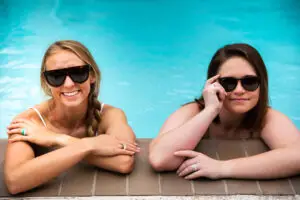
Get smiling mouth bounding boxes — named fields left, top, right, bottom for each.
left=62, top=90, right=80, bottom=97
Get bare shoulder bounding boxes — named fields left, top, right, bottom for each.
left=11, top=101, right=49, bottom=124
left=101, top=104, right=127, bottom=122
left=263, top=108, right=296, bottom=128
left=261, top=108, right=300, bottom=149
left=98, top=104, right=133, bottom=137
left=158, top=102, right=201, bottom=135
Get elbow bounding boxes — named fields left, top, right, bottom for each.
left=149, top=151, right=172, bottom=172
left=5, top=173, right=23, bottom=195
left=117, top=156, right=135, bottom=174
left=148, top=141, right=167, bottom=172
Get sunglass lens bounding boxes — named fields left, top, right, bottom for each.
left=242, top=77, right=260, bottom=91
left=69, top=66, right=90, bottom=83
left=219, top=78, right=237, bottom=92
left=45, top=72, right=66, bottom=87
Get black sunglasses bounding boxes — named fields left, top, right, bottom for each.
left=218, top=75, right=260, bottom=92
left=44, top=65, right=91, bottom=87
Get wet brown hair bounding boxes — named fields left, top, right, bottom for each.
left=195, top=43, right=269, bottom=132
left=40, top=40, right=101, bottom=137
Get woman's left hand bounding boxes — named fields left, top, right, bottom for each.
left=6, top=118, right=59, bottom=147
left=174, top=150, right=224, bottom=179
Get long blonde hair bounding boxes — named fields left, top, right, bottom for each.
left=40, top=40, right=102, bottom=137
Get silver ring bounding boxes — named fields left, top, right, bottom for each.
left=121, top=143, right=127, bottom=150
left=191, top=164, right=198, bottom=172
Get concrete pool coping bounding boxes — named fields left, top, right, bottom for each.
left=0, top=195, right=299, bottom=200
left=1, top=139, right=300, bottom=199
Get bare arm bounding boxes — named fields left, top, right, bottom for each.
left=149, top=75, right=227, bottom=172
left=221, top=109, right=300, bottom=179
left=149, top=103, right=218, bottom=171
left=4, top=106, right=137, bottom=194
left=57, top=106, right=137, bottom=173
left=4, top=138, right=91, bottom=195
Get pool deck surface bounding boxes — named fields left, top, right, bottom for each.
left=1, top=138, right=300, bottom=199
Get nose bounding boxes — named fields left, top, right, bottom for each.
left=63, top=75, right=75, bottom=87
left=233, top=80, right=245, bottom=94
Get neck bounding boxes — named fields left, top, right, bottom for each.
left=48, top=99, right=88, bottom=129
left=218, top=108, right=245, bottom=130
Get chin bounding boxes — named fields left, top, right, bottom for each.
left=225, top=104, right=252, bottom=114
left=61, top=98, right=85, bottom=108
left=230, top=107, right=251, bottom=114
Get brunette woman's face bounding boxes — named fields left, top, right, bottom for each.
left=218, top=56, right=260, bottom=114
left=45, top=50, right=95, bottom=108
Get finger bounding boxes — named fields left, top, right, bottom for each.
left=11, top=118, right=28, bottom=124
left=121, top=139, right=140, bottom=148
left=206, top=74, right=220, bottom=85
left=216, top=89, right=227, bottom=101
left=119, top=143, right=140, bottom=153
left=124, top=142, right=139, bottom=150
left=205, top=82, right=224, bottom=95
left=211, top=84, right=227, bottom=101
left=7, top=128, right=23, bottom=135
left=127, top=139, right=139, bottom=147
left=8, top=135, right=29, bottom=143
left=214, top=82, right=227, bottom=96
left=177, top=157, right=198, bottom=174
left=174, top=150, right=199, bottom=158
left=117, top=149, right=136, bottom=156
left=178, top=163, right=199, bottom=177
left=127, top=145, right=140, bottom=152
left=6, top=122, right=25, bottom=130
left=184, top=169, right=204, bottom=180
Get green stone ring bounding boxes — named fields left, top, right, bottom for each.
left=21, top=128, right=26, bottom=136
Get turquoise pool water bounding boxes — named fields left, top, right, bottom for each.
left=1, top=0, right=300, bottom=138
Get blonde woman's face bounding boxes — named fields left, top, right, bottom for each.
left=45, top=50, right=95, bottom=108
left=218, top=56, right=260, bottom=114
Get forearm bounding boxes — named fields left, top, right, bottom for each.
left=221, top=146, right=300, bottom=179
left=5, top=139, right=91, bottom=194
left=150, top=108, right=218, bottom=170
left=57, top=135, right=134, bottom=173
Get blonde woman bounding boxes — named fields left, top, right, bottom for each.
left=5, top=40, right=140, bottom=194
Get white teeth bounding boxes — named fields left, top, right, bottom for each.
left=63, top=91, right=79, bottom=96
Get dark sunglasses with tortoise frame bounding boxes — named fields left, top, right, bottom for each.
left=44, top=65, right=91, bottom=87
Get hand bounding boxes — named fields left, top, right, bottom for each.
left=84, top=134, right=140, bottom=157
left=174, top=150, right=224, bottom=179
left=202, top=74, right=227, bottom=113
left=6, top=118, right=60, bottom=147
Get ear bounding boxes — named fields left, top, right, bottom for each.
left=90, top=75, right=96, bottom=84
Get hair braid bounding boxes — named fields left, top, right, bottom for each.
left=86, top=84, right=102, bottom=137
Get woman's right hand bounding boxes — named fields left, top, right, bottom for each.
left=202, top=74, right=227, bottom=113
left=84, top=134, right=140, bottom=157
